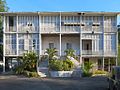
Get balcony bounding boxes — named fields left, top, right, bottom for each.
left=82, top=50, right=103, bottom=56
left=61, top=26, right=80, bottom=33
left=5, top=26, right=16, bottom=32
left=18, top=26, right=39, bottom=33
left=41, top=27, right=60, bottom=33
left=104, top=51, right=116, bottom=56
left=81, top=26, right=103, bottom=33
left=5, top=50, right=16, bottom=55
left=104, top=26, right=117, bottom=32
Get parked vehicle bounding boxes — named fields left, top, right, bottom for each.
left=108, top=66, right=120, bottom=90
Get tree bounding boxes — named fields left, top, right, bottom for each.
left=45, top=48, right=58, bottom=60
left=82, top=62, right=93, bottom=77
left=0, top=0, right=8, bottom=12
left=22, top=51, right=38, bottom=72
left=0, top=0, right=8, bottom=61
left=64, top=49, right=75, bottom=57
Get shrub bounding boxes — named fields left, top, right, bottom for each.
left=49, top=60, right=63, bottom=71
left=23, top=71, right=39, bottom=77
left=14, top=51, right=39, bottom=77
left=82, top=62, right=93, bottom=77
left=14, top=65, right=24, bottom=74
left=83, top=72, right=92, bottom=77
left=45, top=48, right=58, bottom=60
left=29, top=72, right=39, bottom=77
left=49, top=59, right=74, bottom=71
left=93, top=70, right=108, bottom=74
left=64, top=49, right=75, bottom=58
left=63, top=59, right=74, bottom=71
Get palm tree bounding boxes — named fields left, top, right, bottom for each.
left=22, top=51, right=37, bottom=72
left=45, top=48, right=58, bottom=60
left=64, top=48, right=75, bottom=57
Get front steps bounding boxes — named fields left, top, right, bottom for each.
left=38, top=56, right=82, bottom=77
left=38, top=59, right=49, bottom=77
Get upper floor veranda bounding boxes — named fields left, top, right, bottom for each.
left=0, top=12, right=119, bottom=34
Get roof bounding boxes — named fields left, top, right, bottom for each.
left=0, top=11, right=119, bottom=16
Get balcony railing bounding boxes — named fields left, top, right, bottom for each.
left=18, top=26, right=39, bottom=33
left=6, top=26, right=16, bottom=32
left=5, top=50, right=16, bottom=55
left=61, top=26, right=80, bottom=33
left=104, top=26, right=117, bottom=32
left=41, top=27, right=60, bottom=33
left=104, top=51, right=116, bottom=56
left=82, top=50, right=103, bottom=56
left=81, top=26, right=103, bottom=32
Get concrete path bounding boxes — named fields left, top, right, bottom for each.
left=0, top=76, right=108, bottom=90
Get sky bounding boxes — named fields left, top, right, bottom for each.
left=6, top=0, right=120, bottom=12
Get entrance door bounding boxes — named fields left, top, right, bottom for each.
left=82, top=40, right=92, bottom=50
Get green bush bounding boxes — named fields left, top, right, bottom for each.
left=23, top=71, right=30, bottom=77
left=14, top=65, right=24, bottom=74
left=23, top=71, right=39, bottom=77
left=82, top=62, right=93, bottom=77
left=49, top=60, right=63, bottom=71
left=29, top=72, right=39, bottom=77
left=83, top=72, right=92, bottom=77
left=14, top=51, right=38, bottom=77
left=93, top=70, right=108, bottom=74
left=63, top=59, right=74, bottom=71
left=49, top=59, right=74, bottom=71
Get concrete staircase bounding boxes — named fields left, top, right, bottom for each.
left=38, top=59, right=49, bottom=77
left=72, top=66, right=82, bottom=77
left=38, top=56, right=82, bottom=77
left=67, top=56, right=82, bottom=77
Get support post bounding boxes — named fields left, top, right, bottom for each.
left=59, top=34, right=61, bottom=56
left=3, top=15, right=5, bottom=72
left=102, top=57, right=104, bottom=71
left=79, top=14, right=82, bottom=66
left=3, top=56, right=5, bottom=72
left=16, top=15, right=19, bottom=56
left=59, top=12, right=62, bottom=56
left=108, top=58, right=110, bottom=72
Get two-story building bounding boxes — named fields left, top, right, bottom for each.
left=0, top=12, right=118, bottom=72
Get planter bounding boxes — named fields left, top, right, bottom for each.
left=50, top=71, right=73, bottom=77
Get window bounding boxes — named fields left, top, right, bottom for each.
left=9, top=16, right=14, bottom=26
left=49, top=43, right=54, bottom=49
left=19, top=45, right=24, bottom=50
left=19, top=39, right=24, bottom=44
left=33, top=39, right=36, bottom=48
left=66, top=43, right=72, bottom=49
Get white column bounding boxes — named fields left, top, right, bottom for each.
left=102, top=57, right=104, bottom=71
left=108, top=58, right=110, bottom=72
left=2, top=16, right=5, bottom=72
left=102, top=15, right=104, bottom=71
left=16, top=15, right=19, bottom=56
left=80, top=15, right=82, bottom=66
left=3, top=56, right=5, bottom=72
left=59, top=12, right=62, bottom=56
left=59, top=34, right=61, bottom=56
left=39, top=14, right=42, bottom=56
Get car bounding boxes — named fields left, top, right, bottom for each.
left=108, top=66, right=120, bottom=90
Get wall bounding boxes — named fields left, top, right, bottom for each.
left=61, top=35, right=80, bottom=55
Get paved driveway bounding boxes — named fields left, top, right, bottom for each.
left=0, top=76, right=108, bottom=90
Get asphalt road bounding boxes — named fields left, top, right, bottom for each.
left=0, top=76, right=108, bottom=90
